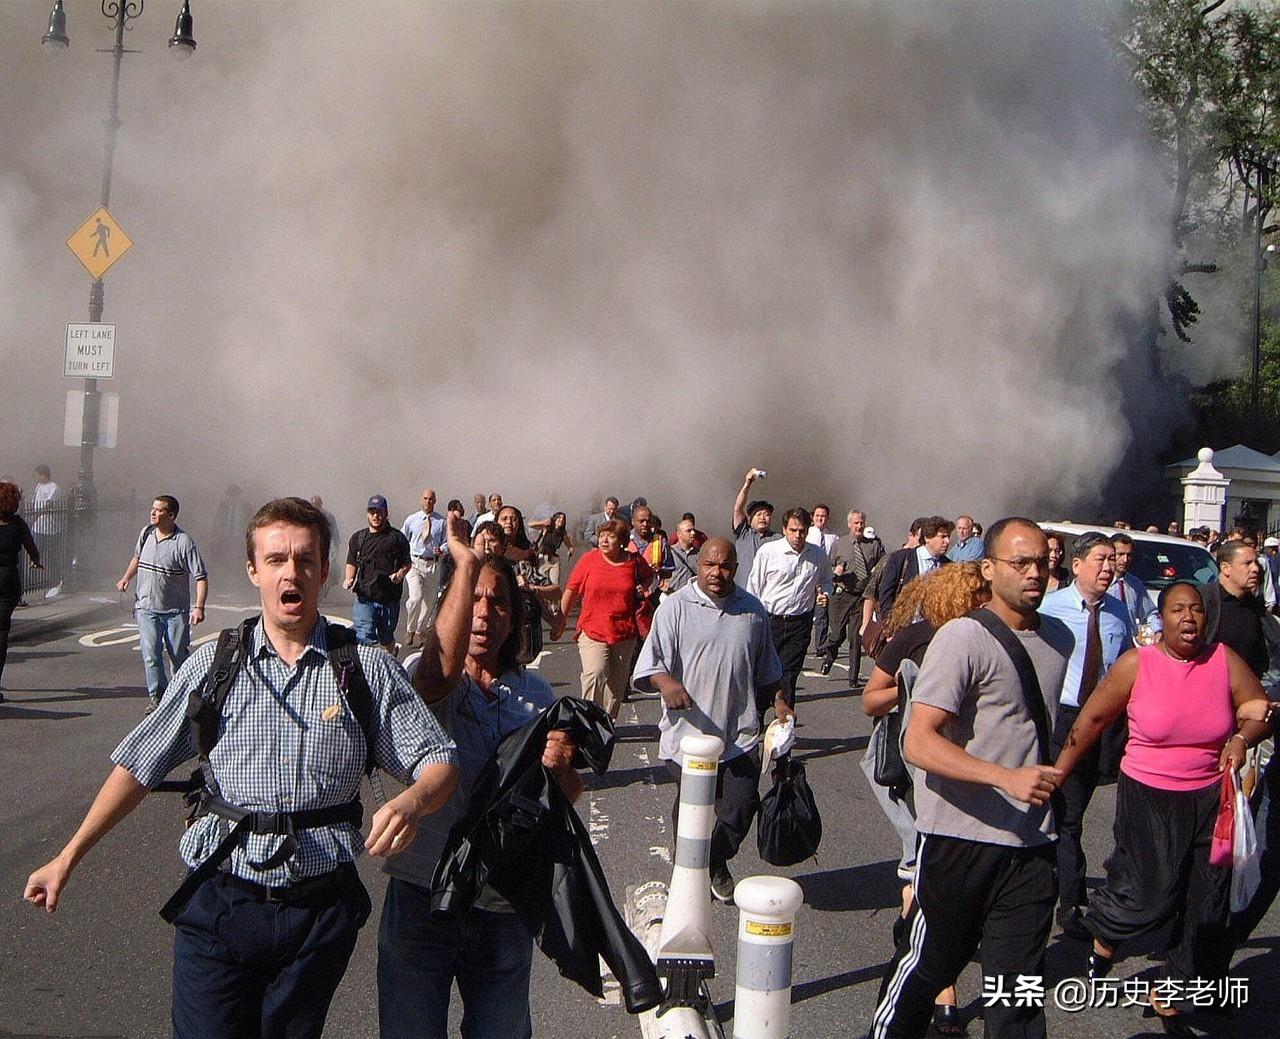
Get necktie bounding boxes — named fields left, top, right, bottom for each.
left=1078, top=600, right=1103, bottom=705
left=1115, top=577, right=1125, bottom=608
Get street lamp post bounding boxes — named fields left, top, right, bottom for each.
left=1251, top=153, right=1274, bottom=427
left=42, top=0, right=197, bottom=514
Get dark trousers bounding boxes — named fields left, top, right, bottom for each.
left=869, top=835, right=1055, bottom=1039
left=377, top=877, right=535, bottom=1039
left=1232, top=747, right=1280, bottom=942
left=823, top=590, right=864, bottom=679
left=170, top=867, right=370, bottom=1039
left=667, top=748, right=762, bottom=873
left=813, top=604, right=830, bottom=657
left=1050, top=705, right=1103, bottom=913
left=1087, top=773, right=1230, bottom=1007
left=0, top=565, right=19, bottom=687
left=768, top=610, right=813, bottom=707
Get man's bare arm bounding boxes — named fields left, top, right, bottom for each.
left=732, top=468, right=757, bottom=531
left=24, top=765, right=149, bottom=913
left=413, top=516, right=480, bottom=703
left=905, top=703, right=1060, bottom=806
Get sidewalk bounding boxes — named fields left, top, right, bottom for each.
left=10, top=588, right=124, bottom=646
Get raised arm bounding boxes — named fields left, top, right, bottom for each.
left=413, top=515, right=481, bottom=703
left=732, top=468, right=758, bottom=531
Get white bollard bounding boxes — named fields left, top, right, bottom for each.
left=655, top=733, right=724, bottom=1008
left=732, top=876, right=804, bottom=1039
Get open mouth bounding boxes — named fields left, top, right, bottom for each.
left=281, top=590, right=303, bottom=606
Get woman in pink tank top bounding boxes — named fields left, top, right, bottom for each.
left=1051, top=582, right=1268, bottom=1031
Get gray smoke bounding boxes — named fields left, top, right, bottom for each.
left=0, top=1, right=1251, bottom=544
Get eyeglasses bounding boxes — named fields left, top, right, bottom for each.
left=991, top=556, right=1051, bottom=574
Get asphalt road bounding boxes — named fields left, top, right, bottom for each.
left=1, top=596, right=1276, bottom=1038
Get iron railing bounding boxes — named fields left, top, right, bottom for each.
left=17, top=497, right=141, bottom=596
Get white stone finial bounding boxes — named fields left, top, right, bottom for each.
left=1198, top=447, right=1213, bottom=464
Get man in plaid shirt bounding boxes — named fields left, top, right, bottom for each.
left=25, top=496, right=459, bottom=1039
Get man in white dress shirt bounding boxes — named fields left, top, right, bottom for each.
left=748, top=507, right=833, bottom=711
left=401, top=489, right=447, bottom=647
left=806, top=504, right=839, bottom=656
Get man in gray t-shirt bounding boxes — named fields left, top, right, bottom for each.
left=869, top=518, right=1071, bottom=1039
left=633, top=536, right=786, bottom=904
left=117, top=495, right=208, bottom=711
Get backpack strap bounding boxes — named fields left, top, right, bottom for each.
left=324, top=621, right=376, bottom=776
left=966, top=608, right=1053, bottom=766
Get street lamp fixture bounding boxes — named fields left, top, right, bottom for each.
left=169, top=0, right=196, bottom=60
left=41, top=0, right=69, bottom=53
left=41, top=0, right=199, bottom=539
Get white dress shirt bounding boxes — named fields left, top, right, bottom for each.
left=747, top=538, right=833, bottom=616
left=806, top=526, right=839, bottom=556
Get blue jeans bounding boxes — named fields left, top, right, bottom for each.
left=171, top=868, right=370, bottom=1039
left=353, top=596, right=400, bottom=646
left=377, top=877, right=534, bottom=1039
left=137, top=608, right=190, bottom=702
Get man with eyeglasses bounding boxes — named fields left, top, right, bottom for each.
left=869, top=518, right=1071, bottom=1039
left=1038, top=531, right=1133, bottom=939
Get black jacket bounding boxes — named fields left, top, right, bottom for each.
left=878, top=548, right=951, bottom=617
left=431, top=696, right=662, bottom=1014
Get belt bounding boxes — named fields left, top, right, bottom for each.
left=217, top=864, right=357, bottom=904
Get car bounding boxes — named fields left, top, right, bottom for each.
left=1036, top=522, right=1217, bottom=609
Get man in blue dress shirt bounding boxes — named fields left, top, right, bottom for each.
left=1038, top=530, right=1134, bottom=938
left=1107, top=532, right=1161, bottom=634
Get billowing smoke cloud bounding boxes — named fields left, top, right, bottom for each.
left=0, top=1, right=1248, bottom=544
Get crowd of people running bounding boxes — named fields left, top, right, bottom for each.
left=13, top=465, right=1280, bottom=1039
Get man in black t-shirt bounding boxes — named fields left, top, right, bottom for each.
left=343, top=494, right=411, bottom=653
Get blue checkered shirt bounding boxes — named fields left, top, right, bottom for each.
left=112, top=619, right=457, bottom=885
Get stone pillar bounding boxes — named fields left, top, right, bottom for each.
left=1181, top=448, right=1230, bottom=533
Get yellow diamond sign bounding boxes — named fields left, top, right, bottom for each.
left=66, top=207, right=134, bottom=280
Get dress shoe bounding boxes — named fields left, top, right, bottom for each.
left=819, top=657, right=834, bottom=676
left=1057, top=906, right=1090, bottom=940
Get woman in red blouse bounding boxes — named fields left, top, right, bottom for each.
left=560, top=518, right=654, bottom=719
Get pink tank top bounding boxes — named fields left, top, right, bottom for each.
left=1121, top=643, right=1234, bottom=792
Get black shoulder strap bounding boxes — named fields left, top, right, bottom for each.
left=188, top=617, right=259, bottom=763
left=966, top=608, right=1053, bottom=765
left=325, top=622, right=376, bottom=776
left=137, top=522, right=157, bottom=556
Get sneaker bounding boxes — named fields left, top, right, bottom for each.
left=146, top=696, right=161, bottom=715
left=710, top=863, right=735, bottom=905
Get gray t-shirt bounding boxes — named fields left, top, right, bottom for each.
left=133, top=525, right=206, bottom=612
left=732, top=521, right=780, bottom=590
left=910, top=614, right=1072, bottom=848
left=633, top=582, right=783, bottom=764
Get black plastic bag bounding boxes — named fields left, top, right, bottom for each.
left=756, top=754, right=822, bottom=866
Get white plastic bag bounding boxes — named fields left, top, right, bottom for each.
left=1230, top=766, right=1262, bottom=914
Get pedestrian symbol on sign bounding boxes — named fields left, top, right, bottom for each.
left=66, top=207, right=133, bottom=280
left=92, top=218, right=110, bottom=257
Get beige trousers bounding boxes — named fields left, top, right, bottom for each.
left=576, top=634, right=635, bottom=720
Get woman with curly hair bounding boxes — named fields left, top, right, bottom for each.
left=0, top=481, right=42, bottom=700
left=861, top=562, right=991, bottom=1037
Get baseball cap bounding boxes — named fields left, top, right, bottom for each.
left=1265, top=537, right=1280, bottom=548
left=367, top=494, right=389, bottom=512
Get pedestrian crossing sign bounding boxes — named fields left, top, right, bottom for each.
left=66, top=206, right=134, bottom=280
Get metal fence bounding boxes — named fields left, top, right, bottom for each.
left=17, top=497, right=141, bottom=596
